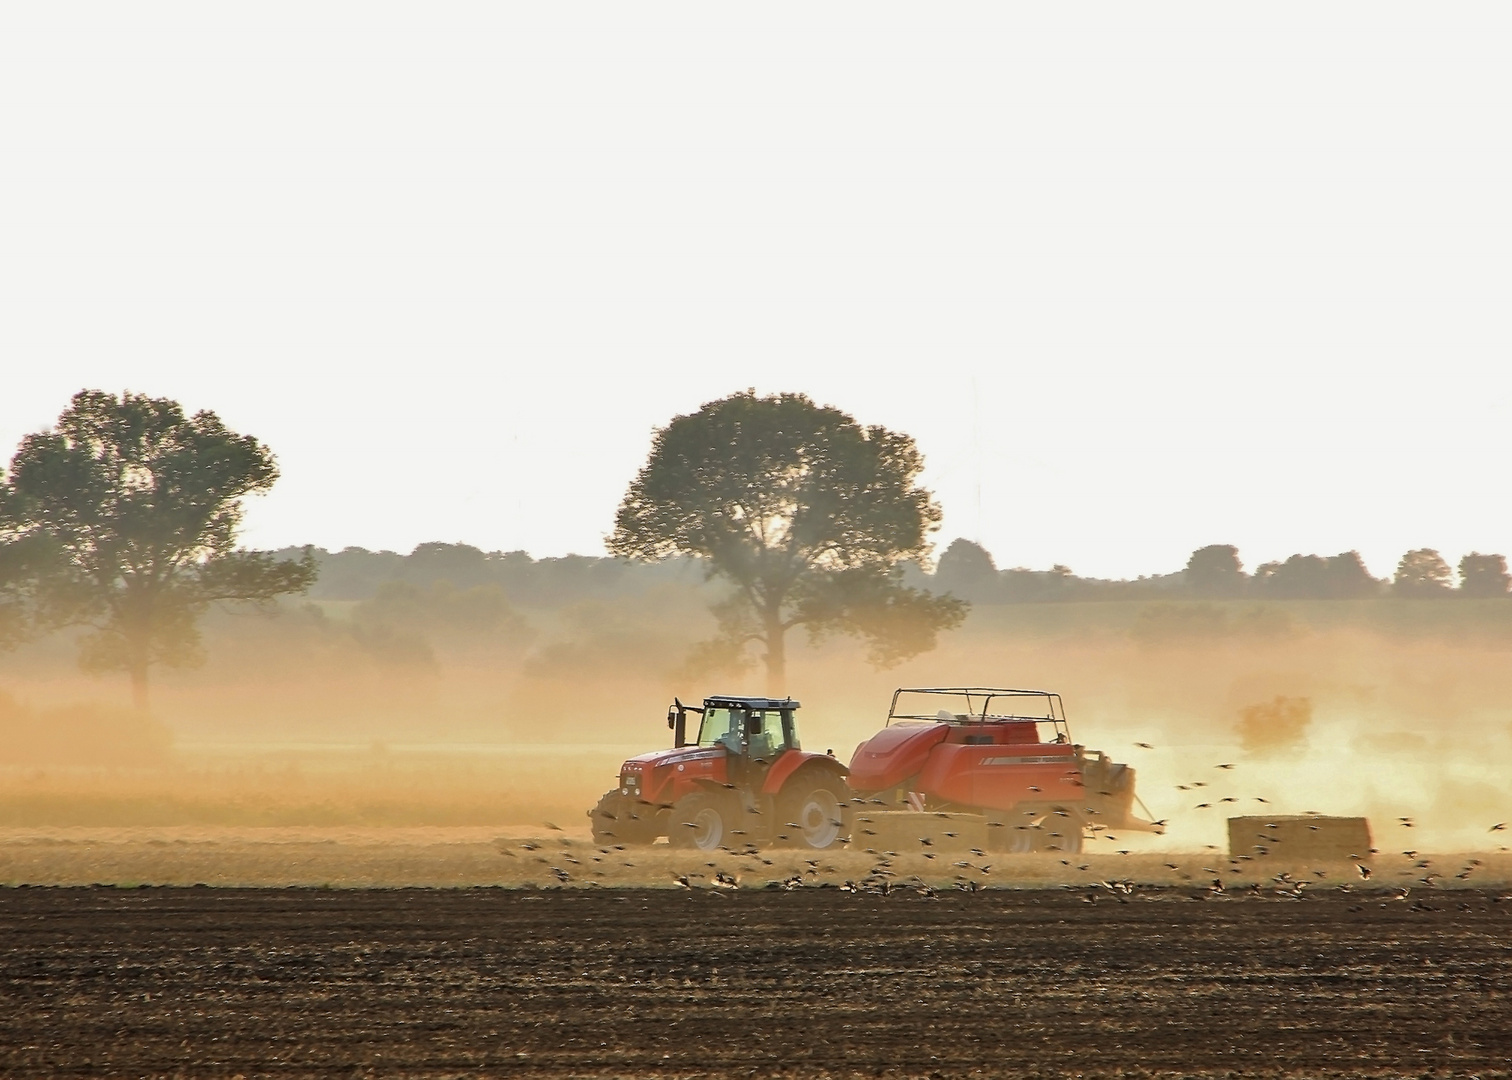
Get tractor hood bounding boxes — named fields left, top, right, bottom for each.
left=621, top=745, right=722, bottom=772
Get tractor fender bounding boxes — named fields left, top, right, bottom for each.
left=762, top=751, right=848, bottom=797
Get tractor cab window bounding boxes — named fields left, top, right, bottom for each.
left=697, top=708, right=743, bottom=751
left=745, top=710, right=781, bottom=761
left=696, top=707, right=797, bottom=758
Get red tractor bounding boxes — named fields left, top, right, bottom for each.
left=846, top=687, right=1161, bottom=853
left=589, top=695, right=850, bottom=851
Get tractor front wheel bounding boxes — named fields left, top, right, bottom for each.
left=589, top=791, right=660, bottom=846
left=669, top=793, right=731, bottom=852
left=776, top=773, right=849, bottom=850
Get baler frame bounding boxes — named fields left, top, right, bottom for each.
left=886, top=687, right=1072, bottom=744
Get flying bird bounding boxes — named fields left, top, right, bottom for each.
left=1491, top=823, right=1507, bottom=832
left=1134, top=742, right=1154, bottom=749
left=1215, top=764, right=1236, bottom=770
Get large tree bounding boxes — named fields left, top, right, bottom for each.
left=609, top=391, right=965, bottom=693
left=0, top=390, right=316, bottom=708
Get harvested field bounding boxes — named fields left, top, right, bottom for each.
left=3, top=885, right=1511, bottom=1078
left=3, top=826, right=1511, bottom=892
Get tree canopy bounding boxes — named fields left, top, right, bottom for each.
left=1458, top=553, right=1511, bottom=598
left=608, top=391, right=965, bottom=692
left=1253, top=552, right=1379, bottom=600
left=1184, top=544, right=1245, bottom=597
left=934, top=539, right=1002, bottom=602
left=1393, top=548, right=1453, bottom=597
left=0, top=390, right=316, bottom=707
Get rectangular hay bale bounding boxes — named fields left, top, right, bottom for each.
left=852, top=811, right=988, bottom=853
left=1227, top=815, right=1372, bottom=860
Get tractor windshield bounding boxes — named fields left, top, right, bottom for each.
left=697, top=708, right=744, bottom=751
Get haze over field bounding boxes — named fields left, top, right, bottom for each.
left=3, top=541, right=1510, bottom=859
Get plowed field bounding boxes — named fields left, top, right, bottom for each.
left=3, top=886, right=1510, bottom=1078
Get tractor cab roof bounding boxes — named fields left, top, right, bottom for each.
left=703, top=696, right=800, bottom=711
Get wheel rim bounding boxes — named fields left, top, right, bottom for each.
left=1006, top=818, right=1042, bottom=854
left=691, top=806, right=723, bottom=851
left=797, top=789, right=841, bottom=848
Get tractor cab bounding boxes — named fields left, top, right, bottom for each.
left=685, top=696, right=801, bottom=762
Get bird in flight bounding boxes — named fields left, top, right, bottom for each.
left=1215, top=763, right=1236, bottom=770
left=1134, top=742, right=1154, bottom=749
left=1491, top=823, right=1507, bottom=832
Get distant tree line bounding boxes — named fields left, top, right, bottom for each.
left=279, top=541, right=707, bottom=607
left=7, top=387, right=1507, bottom=715
left=931, top=539, right=1511, bottom=604
left=273, top=537, right=1510, bottom=612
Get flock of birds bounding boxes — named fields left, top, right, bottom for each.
left=496, top=742, right=1510, bottom=900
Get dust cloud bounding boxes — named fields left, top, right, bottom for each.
left=1, top=590, right=1510, bottom=885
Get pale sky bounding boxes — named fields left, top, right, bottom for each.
left=2, top=4, right=1508, bottom=581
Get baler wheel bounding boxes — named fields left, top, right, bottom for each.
left=992, top=805, right=1086, bottom=855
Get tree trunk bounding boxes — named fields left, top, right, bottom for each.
left=762, top=612, right=786, bottom=698
left=129, top=661, right=150, bottom=712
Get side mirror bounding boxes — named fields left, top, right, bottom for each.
left=669, top=706, right=687, bottom=748
left=667, top=707, right=677, bottom=730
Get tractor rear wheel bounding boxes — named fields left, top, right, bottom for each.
left=669, top=793, right=732, bottom=852
left=775, top=772, right=849, bottom=850
left=589, top=791, right=660, bottom=846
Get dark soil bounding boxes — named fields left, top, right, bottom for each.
left=2, top=885, right=1510, bottom=1078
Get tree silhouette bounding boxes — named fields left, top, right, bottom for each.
left=0, top=520, right=42, bottom=651
left=1253, top=551, right=1379, bottom=599
left=609, top=391, right=965, bottom=693
left=0, top=390, right=316, bottom=707
left=1184, top=544, right=1245, bottom=597
left=1393, top=548, right=1452, bottom=597
left=934, top=538, right=1001, bottom=602
left=1458, top=552, right=1510, bottom=598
